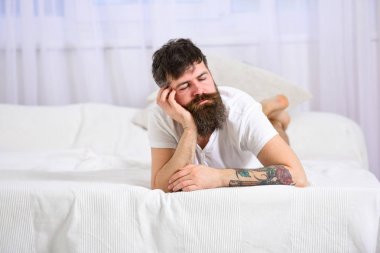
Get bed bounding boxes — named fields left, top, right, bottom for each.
left=0, top=102, right=379, bottom=253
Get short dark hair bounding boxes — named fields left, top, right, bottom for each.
left=152, top=38, right=208, bottom=88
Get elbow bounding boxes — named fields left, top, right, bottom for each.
left=292, top=172, right=309, bottom=187
left=151, top=177, right=171, bottom=193
left=294, top=179, right=309, bottom=188
left=152, top=185, right=171, bottom=193
left=286, top=165, right=309, bottom=188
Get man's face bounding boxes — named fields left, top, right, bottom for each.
left=168, top=61, right=226, bottom=137
left=168, top=61, right=217, bottom=106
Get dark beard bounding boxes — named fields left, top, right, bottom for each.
left=184, top=90, right=227, bottom=137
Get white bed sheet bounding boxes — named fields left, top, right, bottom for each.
left=0, top=150, right=379, bottom=253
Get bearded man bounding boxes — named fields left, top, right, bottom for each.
left=148, top=38, right=308, bottom=192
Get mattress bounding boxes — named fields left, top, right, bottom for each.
left=0, top=160, right=378, bottom=252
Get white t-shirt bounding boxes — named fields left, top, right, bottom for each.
left=148, top=86, right=278, bottom=169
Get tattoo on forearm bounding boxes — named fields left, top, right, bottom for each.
left=229, top=165, right=294, bottom=187
left=235, top=169, right=251, bottom=178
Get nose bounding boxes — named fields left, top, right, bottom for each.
left=191, top=81, right=203, bottom=96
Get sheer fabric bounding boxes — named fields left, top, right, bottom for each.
left=0, top=0, right=379, bottom=178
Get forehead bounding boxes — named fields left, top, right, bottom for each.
left=168, top=61, right=208, bottom=86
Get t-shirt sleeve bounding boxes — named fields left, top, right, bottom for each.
left=147, top=107, right=178, bottom=149
left=240, top=102, right=278, bottom=156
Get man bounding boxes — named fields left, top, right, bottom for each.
left=148, top=38, right=308, bottom=192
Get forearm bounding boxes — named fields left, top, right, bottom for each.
left=154, top=128, right=197, bottom=191
left=220, top=165, right=307, bottom=187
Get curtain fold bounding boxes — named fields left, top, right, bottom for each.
left=312, top=0, right=379, bottom=179
left=0, top=0, right=152, bottom=106
left=0, top=0, right=379, bottom=178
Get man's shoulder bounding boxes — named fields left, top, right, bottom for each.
left=219, top=86, right=259, bottom=111
left=150, top=104, right=163, bottom=115
left=218, top=86, right=249, bottom=96
left=149, top=104, right=164, bottom=121
left=148, top=105, right=176, bottom=129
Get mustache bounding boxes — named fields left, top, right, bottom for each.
left=185, top=92, right=220, bottom=111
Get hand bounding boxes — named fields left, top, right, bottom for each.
left=156, top=87, right=196, bottom=130
left=168, top=164, right=223, bottom=192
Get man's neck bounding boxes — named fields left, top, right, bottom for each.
left=197, top=134, right=211, bottom=149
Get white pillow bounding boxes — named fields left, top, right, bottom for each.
left=0, top=104, right=82, bottom=151
left=206, top=55, right=311, bottom=108
left=133, top=55, right=312, bottom=129
left=287, top=111, right=369, bottom=170
left=131, top=104, right=155, bottom=130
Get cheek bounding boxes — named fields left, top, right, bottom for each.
left=206, top=80, right=217, bottom=93
left=209, top=86, right=217, bottom=93
left=175, top=93, right=189, bottom=106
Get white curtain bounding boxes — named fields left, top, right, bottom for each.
left=311, top=0, right=380, bottom=180
left=0, top=0, right=153, bottom=106
left=0, top=0, right=379, bottom=179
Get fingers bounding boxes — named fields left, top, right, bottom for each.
left=171, top=179, right=195, bottom=192
left=168, top=165, right=197, bottom=192
left=169, top=177, right=200, bottom=192
left=168, top=89, right=176, bottom=104
left=168, top=167, right=191, bottom=185
left=167, top=89, right=181, bottom=109
left=157, top=87, right=177, bottom=106
left=156, top=87, right=171, bottom=106
left=182, top=185, right=199, bottom=192
left=167, top=165, right=220, bottom=192
left=156, top=88, right=182, bottom=114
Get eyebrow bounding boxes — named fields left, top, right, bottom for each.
left=174, top=71, right=208, bottom=89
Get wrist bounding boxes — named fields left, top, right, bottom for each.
left=182, top=119, right=197, bottom=132
left=182, top=124, right=198, bottom=143
left=220, top=169, right=235, bottom=187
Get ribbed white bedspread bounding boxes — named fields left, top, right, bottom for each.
left=0, top=152, right=379, bottom=253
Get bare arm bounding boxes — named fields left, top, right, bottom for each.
left=224, top=165, right=295, bottom=187
left=249, top=134, right=307, bottom=187
left=168, top=135, right=308, bottom=191
left=151, top=127, right=197, bottom=191
left=151, top=88, right=198, bottom=192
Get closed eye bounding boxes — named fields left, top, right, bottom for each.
left=198, top=73, right=207, bottom=81
left=178, top=83, right=189, bottom=90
